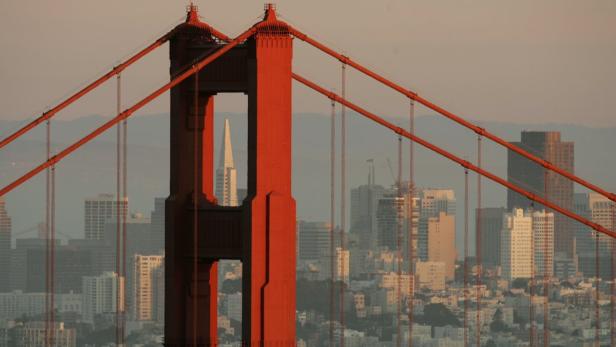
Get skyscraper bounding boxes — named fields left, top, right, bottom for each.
left=532, top=210, right=555, bottom=278
left=418, top=189, right=456, bottom=262
left=84, top=193, right=128, bottom=240
left=376, top=193, right=405, bottom=251
left=150, top=197, right=165, bottom=252
left=575, top=192, right=615, bottom=278
left=133, top=254, right=164, bottom=321
left=215, top=118, right=238, bottom=207
left=478, top=207, right=506, bottom=268
left=0, top=197, right=11, bottom=292
left=507, top=131, right=574, bottom=257
left=420, top=189, right=456, bottom=218
left=297, top=221, right=331, bottom=262
left=350, top=183, right=387, bottom=250
left=82, top=271, right=124, bottom=324
left=501, top=208, right=533, bottom=280
left=425, top=212, right=456, bottom=280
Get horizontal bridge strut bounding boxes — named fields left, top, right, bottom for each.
left=292, top=72, right=616, bottom=240
left=0, top=26, right=257, bottom=198
left=289, top=26, right=616, bottom=204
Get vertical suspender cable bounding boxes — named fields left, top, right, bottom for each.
left=475, top=135, right=482, bottom=347
left=408, top=100, right=415, bottom=347
left=611, top=201, right=616, bottom=347
left=192, top=69, right=200, bottom=346
left=529, top=201, right=535, bottom=347
left=340, top=62, right=347, bottom=347
left=50, top=160, right=56, bottom=346
left=464, top=168, right=469, bottom=347
left=612, top=201, right=616, bottom=347
left=543, top=170, right=550, bottom=347
left=396, top=135, right=403, bottom=347
left=115, top=73, right=123, bottom=347
left=45, top=119, right=51, bottom=347
left=121, top=74, right=128, bottom=346
left=329, top=97, right=336, bottom=347
left=596, top=225, right=601, bottom=346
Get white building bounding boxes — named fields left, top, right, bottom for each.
left=0, top=291, right=81, bottom=322
left=532, top=210, right=554, bottom=278
left=85, top=193, right=128, bottom=240
left=133, top=255, right=164, bottom=321
left=501, top=208, right=533, bottom=280
left=82, top=272, right=124, bottom=323
left=318, top=247, right=350, bottom=284
left=13, top=321, right=76, bottom=347
left=215, top=118, right=238, bottom=207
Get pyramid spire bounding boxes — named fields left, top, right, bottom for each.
left=219, top=118, right=235, bottom=169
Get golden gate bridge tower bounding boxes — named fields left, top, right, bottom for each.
left=1, top=3, right=616, bottom=347
left=165, top=4, right=295, bottom=346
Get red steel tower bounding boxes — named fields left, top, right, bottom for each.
left=165, top=5, right=296, bottom=346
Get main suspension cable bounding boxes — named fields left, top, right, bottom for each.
left=0, top=27, right=256, bottom=199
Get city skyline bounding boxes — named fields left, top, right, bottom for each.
left=0, top=2, right=614, bottom=346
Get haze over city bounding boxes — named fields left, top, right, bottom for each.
left=0, top=1, right=615, bottom=347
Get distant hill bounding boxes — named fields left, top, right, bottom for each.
left=1, top=112, right=615, bottom=254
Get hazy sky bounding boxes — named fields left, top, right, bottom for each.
left=1, top=0, right=615, bottom=126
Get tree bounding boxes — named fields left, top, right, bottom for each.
left=511, top=278, right=529, bottom=289
left=417, top=303, right=460, bottom=327
left=490, top=308, right=508, bottom=332
left=221, top=278, right=242, bottom=293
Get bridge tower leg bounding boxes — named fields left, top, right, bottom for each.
left=243, top=9, right=296, bottom=345
left=165, top=4, right=295, bottom=346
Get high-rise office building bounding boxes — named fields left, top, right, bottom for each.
left=26, top=246, right=95, bottom=293
left=376, top=194, right=405, bottom=251
left=150, top=197, right=165, bottom=252
left=351, top=183, right=387, bottom=250
left=133, top=255, right=164, bottom=321
left=152, top=263, right=165, bottom=324
left=10, top=238, right=59, bottom=292
left=85, top=193, right=128, bottom=240
left=478, top=207, right=506, bottom=268
left=507, top=131, right=574, bottom=257
left=0, top=197, right=11, bottom=292
left=215, top=118, right=238, bottom=207
left=532, top=210, right=555, bottom=278
left=420, top=189, right=456, bottom=218
left=319, top=247, right=349, bottom=284
left=297, top=221, right=331, bottom=261
left=82, top=271, right=124, bottom=323
left=575, top=192, right=615, bottom=278
left=425, top=212, right=456, bottom=280
left=501, top=209, right=533, bottom=280
left=418, top=189, right=456, bottom=263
